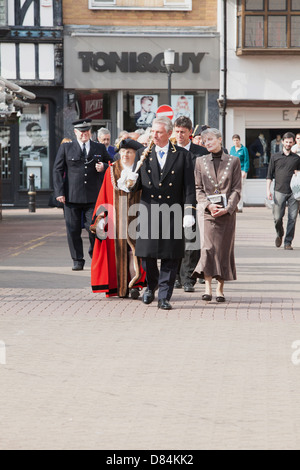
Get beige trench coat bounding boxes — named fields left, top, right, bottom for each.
left=193, top=152, right=242, bottom=281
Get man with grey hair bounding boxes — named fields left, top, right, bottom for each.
left=97, top=127, right=115, bottom=159
left=127, top=116, right=197, bottom=310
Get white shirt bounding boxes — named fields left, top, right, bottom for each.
left=155, top=143, right=170, bottom=169
left=183, top=142, right=191, bottom=151
left=78, top=140, right=91, bottom=156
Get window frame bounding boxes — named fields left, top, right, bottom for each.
left=237, top=0, right=300, bottom=55
left=88, top=0, right=192, bottom=11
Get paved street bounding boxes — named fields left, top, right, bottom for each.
left=0, top=206, right=300, bottom=450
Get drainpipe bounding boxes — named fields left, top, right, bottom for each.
left=221, top=0, right=228, bottom=148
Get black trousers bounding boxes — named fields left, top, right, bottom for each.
left=179, top=248, right=200, bottom=286
left=142, top=258, right=180, bottom=301
left=64, top=203, right=95, bottom=263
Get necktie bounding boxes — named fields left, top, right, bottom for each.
left=82, top=143, right=87, bottom=160
left=158, top=150, right=164, bottom=159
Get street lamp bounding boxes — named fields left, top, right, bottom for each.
left=164, top=49, right=175, bottom=107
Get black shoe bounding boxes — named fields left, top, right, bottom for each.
left=130, top=288, right=140, bottom=300
left=184, top=283, right=195, bottom=293
left=202, top=294, right=212, bottom=302
left=216, top=296, right=226, bottom=303
left=275, top=236, right=283, bottom=248
left=143, top=288, right=156, bottom=305
left=72, top=261, right=85, bottom=271
left=158, top=299, right=173, bottom=310
left=174, top=279, right=182, bottom=289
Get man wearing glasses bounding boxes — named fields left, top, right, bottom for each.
left=53, top=119, right=113, bottom=271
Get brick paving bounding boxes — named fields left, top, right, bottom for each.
left=0, top=207, right=300, bottom=450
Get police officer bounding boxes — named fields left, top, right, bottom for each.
left=53, top=119, right=113, bottom=271
left=129, top=116, right=196, bottom=310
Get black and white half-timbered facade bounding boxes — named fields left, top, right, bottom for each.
left=0, top=0, right=63, bottom=206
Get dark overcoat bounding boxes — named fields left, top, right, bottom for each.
left=133, top=143, right=196, bottom=260
left=53, top=140, right=112, bottom=204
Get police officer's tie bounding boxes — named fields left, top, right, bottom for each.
left=82, top=143, right=87, bottom=161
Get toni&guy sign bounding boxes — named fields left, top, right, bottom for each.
left=78, top=51, right=205, bottom=74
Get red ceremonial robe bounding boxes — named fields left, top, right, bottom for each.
left=91, top=160, right=146, bottom=297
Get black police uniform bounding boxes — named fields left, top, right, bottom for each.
left=53, top=138, right=113, bottom=267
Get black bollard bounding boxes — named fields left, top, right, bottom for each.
left=28, top=174, right=36, bottom=213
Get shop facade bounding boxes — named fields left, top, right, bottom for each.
left=218, top=0, right=300, bottom=205
left=63, top=27, right=220, bottom=143
left=0, top=0, right=63, bottom=208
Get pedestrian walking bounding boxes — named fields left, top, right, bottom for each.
left=124, top=116, right=197, bottom=310
left=173, top=116, right=209, bottom=293
left=192, top=128, right=242, bottom=302
left=90, top=139, right=147, bottom=298
left=267, top=132, right=300, bottom=251
left=230, top=134, right=250, bottom=212
left=53, top=119, right=113, bottom=271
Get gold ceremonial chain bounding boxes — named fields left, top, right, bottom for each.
left=203, top=155, right=234, bottom=194
left=170, top=140, right=177, bottom=153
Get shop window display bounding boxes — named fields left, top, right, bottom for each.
left=246, top=128, right=300, bottom=178
left=19, top=104, right=50, bottom=190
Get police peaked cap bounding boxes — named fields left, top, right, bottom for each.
left=118, top=139, right=144, bottom=151
left=72, top=119, right=92, bottom=131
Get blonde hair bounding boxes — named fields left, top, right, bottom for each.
left=61, top=138, right=72, bottom=144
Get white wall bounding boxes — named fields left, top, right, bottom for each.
left=225, top=0, right=300, bottom=103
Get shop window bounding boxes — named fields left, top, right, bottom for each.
left=245, top=128, right=300, bottom=178
left=0, top=127, right=11, bottom=181
left=122, top=91, right=206, bottom=135
left=88, top=0, right=192, bottom=10
left=19, top=104, right=50, bottom=190
left=0, top=0, right=7, bottom=26
left=237, top=0, right=300, bottom=54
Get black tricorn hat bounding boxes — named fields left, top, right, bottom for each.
left=72, top=119, right=92, bottom=131
left=193, top=124, right=211, bottom=137
left=118, top=139, right=144, bottom=151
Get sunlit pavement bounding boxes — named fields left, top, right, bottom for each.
left=0, top=206, right=300, bottom=450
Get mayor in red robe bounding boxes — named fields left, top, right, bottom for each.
left=90, top=139, right=147, bottom=298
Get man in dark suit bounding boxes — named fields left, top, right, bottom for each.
left=173, top=116, right=209, bottom=293
left=127, top=116, right=196, bottom=310
left=97, top=127, right=116, bottom=159
left=53, top=119, right=113, bottom=271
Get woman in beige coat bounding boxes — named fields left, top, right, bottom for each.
left=193, top=128, right=242, bottom=302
